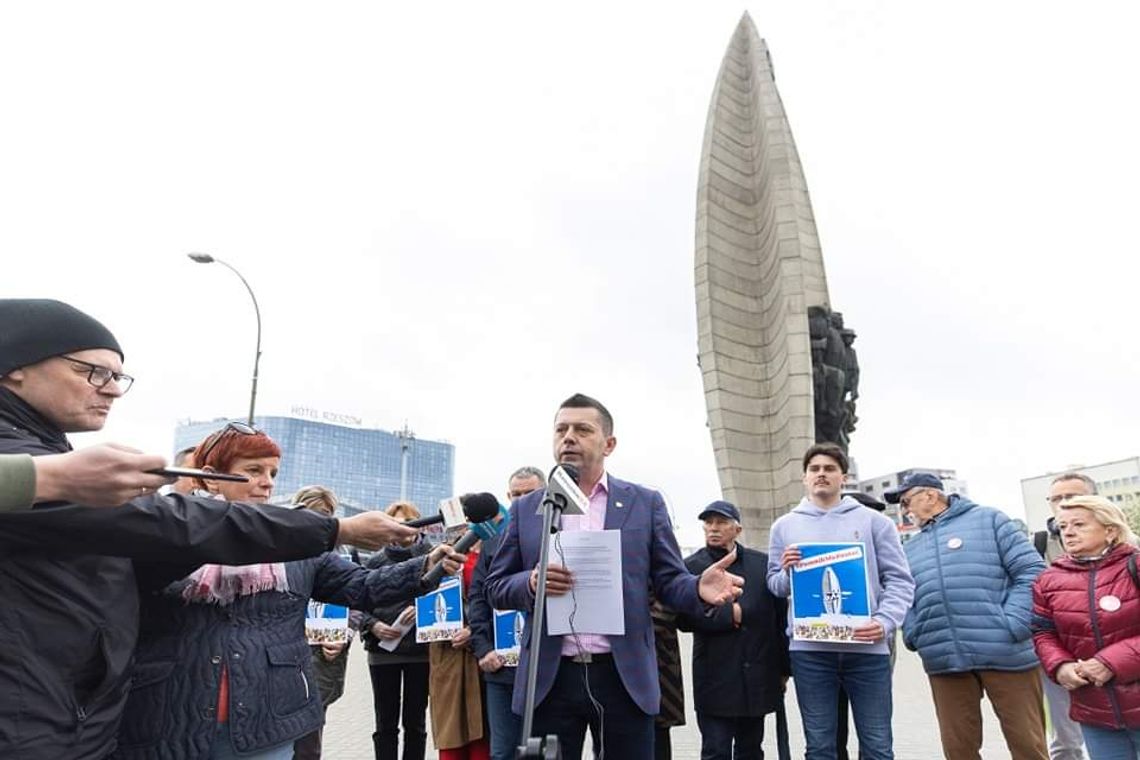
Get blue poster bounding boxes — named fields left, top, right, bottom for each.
left=493, top=609, right=524, bottom=667
left=305, top=601, right=349, bottom=644
left=789, top=542, right=872, bottom=643
left=415, top=578, right=464, bottom=643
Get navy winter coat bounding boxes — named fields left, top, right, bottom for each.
left=902, top=495, right=1045, bottom=674
left=114, top=552, right=430, bottom=759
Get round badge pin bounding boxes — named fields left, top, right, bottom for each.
left=1100, top=595, right=1122, bottom=612
left=947, top=537, right=963, bottom=550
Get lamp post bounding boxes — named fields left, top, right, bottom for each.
left=396, top=422, right=416, bottom=502
left=187, top=253, right=262, bottom=425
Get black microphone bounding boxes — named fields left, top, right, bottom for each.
left=421, top=492, right=501, bottom=586
left=404, top=492, right=500, bottom=528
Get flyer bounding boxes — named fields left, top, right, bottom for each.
left=493, top=609, right=524, bottom=667
left=789, top=542, right=872, bottom=643
left=415, top=577, right=464, bottom=643
left=305, top=601, right=349, bottom=645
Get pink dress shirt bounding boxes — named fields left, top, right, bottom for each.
left=557, top=472, right=612, bottom=657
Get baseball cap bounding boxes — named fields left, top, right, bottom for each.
left=698, top=500, right=741, bottom=522
left=884, top=473, right=945, bottom=504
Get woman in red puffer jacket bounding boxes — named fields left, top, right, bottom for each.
left=1032, top=495, right=1140, bottom=759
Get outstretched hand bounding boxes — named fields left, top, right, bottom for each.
left=337, top=511, right=419, bottom=549
left=36, top=444, right=172, bottom=507
left=698, top=547, right=744, bottom=605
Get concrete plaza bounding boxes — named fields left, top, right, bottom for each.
left=323, top=633, right=1017, bottom=759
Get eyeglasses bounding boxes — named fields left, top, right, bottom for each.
left=61, top=355, right=134, bottom=393
left=197, top=421, right=258, bottom=465
left=900, top=489, right=926, bottom=509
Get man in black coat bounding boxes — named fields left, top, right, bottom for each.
left=0, top=299, right=423, bottom=760
left=678, top=500, right=790, bottom=760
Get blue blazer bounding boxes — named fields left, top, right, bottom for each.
left=485, top=475, right=704, bottom=716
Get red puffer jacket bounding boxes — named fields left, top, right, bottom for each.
left=1032, top=543, right=1140, bottom=729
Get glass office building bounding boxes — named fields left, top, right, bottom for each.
left=174, top=416, right=454, bottom=517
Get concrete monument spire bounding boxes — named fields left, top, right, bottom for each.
left=695, top=12, right=832, bottom=542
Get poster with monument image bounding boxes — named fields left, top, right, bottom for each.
left=790, top=543, right=872, bottom=643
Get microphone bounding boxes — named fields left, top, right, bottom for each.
left=421, top=492, right=504, bottom=586
left=542, top=464, right=588, bottom=515
left=404, top=492, right=500, bottom=528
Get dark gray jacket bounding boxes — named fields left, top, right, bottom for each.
left=468, top=529, right=514, bottom=685
left=360, top=539, right=432, bottom=663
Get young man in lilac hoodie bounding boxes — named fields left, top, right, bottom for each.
left=767, top=443, right=915, bottom=760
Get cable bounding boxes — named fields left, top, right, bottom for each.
left=553, top=529, right=606, bottom=759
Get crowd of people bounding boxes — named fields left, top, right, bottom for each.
left=2, top=297, right=1139, bottom=760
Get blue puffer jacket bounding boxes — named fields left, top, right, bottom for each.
left=113, top=552, right=428, bottom=759
left=902, top=495, right=1045, bottom=675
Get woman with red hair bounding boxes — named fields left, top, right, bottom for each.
left=116, top=423, right=462, bottom=760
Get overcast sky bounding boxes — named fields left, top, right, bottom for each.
left=2, top=1, right=1136, bottom=546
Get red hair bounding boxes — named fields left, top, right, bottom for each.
left=193, top=429, right=281, bottom=475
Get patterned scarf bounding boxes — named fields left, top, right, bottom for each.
left=181, top=562, right=289, bottom=606
left=178, top=491, right=290, bottom=605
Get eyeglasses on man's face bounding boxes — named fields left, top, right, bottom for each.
left=899, top=489, right=927, bottom=509
left=197, top=421, right=259, bottom=465
left=60, top=355, right=134, bottom=393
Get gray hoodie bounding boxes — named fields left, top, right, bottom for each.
left=766, top=496, right=915, bottom=655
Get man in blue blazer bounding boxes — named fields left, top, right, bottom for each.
left=486, top=393, right=742, bottom=760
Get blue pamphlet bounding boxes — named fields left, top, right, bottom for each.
left=789, top=542, right=872, bottom=643
left=493, top=609, right=524, bottom=667
left=415, top=577, right=464, bottom=643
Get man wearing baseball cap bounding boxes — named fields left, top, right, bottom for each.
left=678, top=500, right=789, bottom=760
left=0, top=298, right=421, bottom=759
left=888, top=472, right=1048, bottom=760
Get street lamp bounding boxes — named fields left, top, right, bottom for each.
left=396, top=422, right=416, bottom=502
left=187, top=252, right=262, bottom=425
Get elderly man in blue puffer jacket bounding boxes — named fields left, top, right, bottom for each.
left=889, top=472, right=1048, bottom=760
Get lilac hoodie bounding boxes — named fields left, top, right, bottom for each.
left=766, top=496, right=915, bottom=655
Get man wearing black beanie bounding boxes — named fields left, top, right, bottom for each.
left=0, top=299, right=425, bottom=760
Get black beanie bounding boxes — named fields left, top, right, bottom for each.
left=0, top=299, right=124, bottom=376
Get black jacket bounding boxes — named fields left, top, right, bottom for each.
left=359, top=539, right=432, bottom=661
left=0, top=388, right=339, bottom=760
left=114, top=551, right=429, bottom=758
left=468, top=528, right=514, bottom=685
left=677, top=543, right=790, bottom=717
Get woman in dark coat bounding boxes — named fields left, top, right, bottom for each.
left=1033, top=495, right=1140, bottom=759
left=360, top=501, right=433, bottom=760
left=115, top=426, right=458, bottom=760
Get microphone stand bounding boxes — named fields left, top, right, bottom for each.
left=516, top=491, right=566, bottom=760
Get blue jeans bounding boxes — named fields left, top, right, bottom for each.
left=1080, top=724, right=1140, bottom=760
left=790, top=651, right=893, bottom=760
left=209, top=722, right=294, bottom=760
left=485, top=678, right=522, bottom=760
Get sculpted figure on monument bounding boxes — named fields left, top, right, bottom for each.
left=807, top=306, right=859, bottom=450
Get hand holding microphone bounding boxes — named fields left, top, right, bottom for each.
left=421, top=492, right=504, bottom=586
left=403, top=492, right=500, bottom=529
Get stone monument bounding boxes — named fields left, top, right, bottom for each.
left=695, top=12, right=857, bottom=542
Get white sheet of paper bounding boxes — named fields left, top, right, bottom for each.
left=546, top=529, right=624, bottom=636
left=376, top=618, right=415, bottom=652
